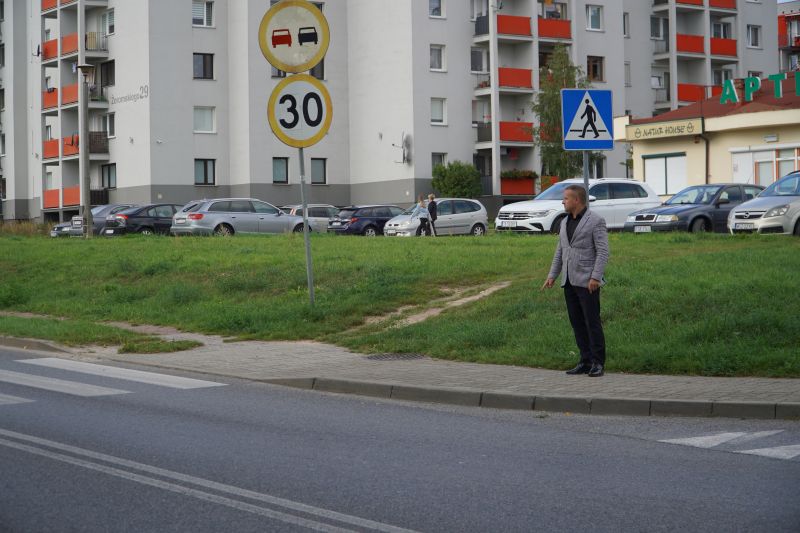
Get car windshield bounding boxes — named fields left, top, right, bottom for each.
left=401, top=206, right=416, bottom=215
left=534, top=182, right=570, bottom=201
left=337, top=210, right=356, bottom=219
left=91, top=206, right=107, bottom=215
left=666, top=186, right=722, bottom=205
left=760, top=174, right=800, bottom=197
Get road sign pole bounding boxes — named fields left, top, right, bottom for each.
left=583, top=151, right=590, bottom=211
left=298, top=146, right=315, bottom=306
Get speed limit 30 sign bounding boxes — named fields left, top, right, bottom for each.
left=267, top=74, right=332, bottom=148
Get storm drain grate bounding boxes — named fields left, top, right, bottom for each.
left=366, top=353, right=426, bottom=361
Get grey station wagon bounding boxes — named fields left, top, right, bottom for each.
left=170, top=198, right=305, bottom=236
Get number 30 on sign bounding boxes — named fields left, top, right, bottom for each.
left=267, top=74, right=332, bottom=148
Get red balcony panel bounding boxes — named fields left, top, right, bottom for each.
left=497, top=15, right=532, bottom=36
left=677, top=34, right=704, bottom=54
left=711, top=38, right=737, bottom=56
left=711, top=86, right=723, bottom=97
left=61, top=83, right=79, bottom=105
left=63, top=186, right=80, bottom=207
left=500, top=178, right=535, bottom=195
left=709, top=0, right=735, bottom=8
left=499, top=122, right=533, bottom=142
left=779, top=15, right=788, bottom=47
left=538, top=17, right=571, bottom=39
left=61, top=33, right=78, bottom=55
left=41, top=0, right=57, bottom=12
left=43, top=189, right=60, bottom=209
left=498, top=68, right=533, bottom=88
left=43, top=139, right=60, bottom=159
left=42, top=39, right=58, bottom=60
left=677, top=83, right=705, bottom=102
left=42, top=89, right=59, bottom=109
left=677, top=0, right=704, bottom=5
left=63, top=135, right=80, bottom=157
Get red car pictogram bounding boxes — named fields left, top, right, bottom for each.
left=271, top=28, right=292, bottom=48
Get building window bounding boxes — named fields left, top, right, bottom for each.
left=45, top=125, right=52, bottom=140
left=193, top=53, right=214, bottom=79
left=623, top=12, right=630, bottom=38
left=747, top=71, right=763, bottom=79
left=311, top=158, right=326, bottom=185
left=100, top=60, right=115, bottom=87
left=272, top=157, right=288, bottom=184
left=0, top=45, right=4, bottom=68
left=102, top=9, right=115, bottom=35
left=192, top=1, right=213, bottom=27
left=0, top=1, right=4, bottom=21
left=650, top=17, right=665, bottom=40
left=101, top=164, right=117, bottom=189
left=586, top=5, right=603, bottom=31
left=587, top=56, right=604, bottom=82
left=193, top=106, right=215, bottom=133
left=429, top=0, right=443, bottom=17
left=0, top=89, right=4, bottom=110
left=0, top=134, right=5, bottom=155
left=45, top=172, right=55, bottom=190
left=712, top=22, right=731, bottom=39
left=713, top=69, right=733, bottom=86
left=194, top=159, right=216, bottom=185
left=431, top=98, right=446, bottom=125
left=432, top=152, right=447, bottom=169
left=624, top=62, right=631, bottom=87
left=747, top=25, right=761, bottom=48
left=430, top=45, right=445, bottom=71
left=106, top=113, right=116, bottom=137
left=471, top=47, right=487, bottom=73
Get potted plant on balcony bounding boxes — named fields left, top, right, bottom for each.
left=500, top=169, right=538, bottom=195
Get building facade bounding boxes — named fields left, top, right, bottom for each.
left=0, top=0, right=780, bottom=222
left=779, top=0, right=800, bottom=73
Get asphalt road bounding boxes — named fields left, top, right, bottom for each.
left=1, top=348, right=798, bottom=532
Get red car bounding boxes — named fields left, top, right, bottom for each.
left=271, top=28, right=292, bottom=48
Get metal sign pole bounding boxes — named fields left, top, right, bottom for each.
left=583, top=150, right=590, bottom=211
left=298, top=146, right=315, bottom=306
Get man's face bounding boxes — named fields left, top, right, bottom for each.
left=562, top=190, right=581, bottom=214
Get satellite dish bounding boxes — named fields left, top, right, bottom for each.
left=392, top=132, right=413, bottom=165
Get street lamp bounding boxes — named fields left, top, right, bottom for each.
left=77, top=63, right=95, bottom=238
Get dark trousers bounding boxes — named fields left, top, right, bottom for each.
left=417, top=218, right=431, bottom=236
left=564, top=281, right=605, bottom=365
left=429, top=219, right=437, bottom=236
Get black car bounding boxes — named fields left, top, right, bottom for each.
left=328, top=205, right=404, bottom=236
left=624, top=183, right=764, bottom=233
left=103, top=203, right=184, bottom=236
left=50, top=204, right=138, bottom=237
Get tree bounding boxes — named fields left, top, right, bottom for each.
left=531, top=44, right=596, bottom=181
left=431, top=161, right=482, bottom=198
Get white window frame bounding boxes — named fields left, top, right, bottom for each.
left=650, top=17, right=665, bottom=40
left=624, top=62, right=631, bottom=87
left=106, top=112, right=116, bottom=138
left=586, top=5, right=603, bottom=31
left=430, top=44, right=445, bottom=71
left=272, top=157, right=289, bottom=184
left=471, top=47, right=488, bottom=73
left=429, top=0, right=444, bottom=18
left=747, top=25, right=761, bottom=48
left=712, top=22, right=731, bottom=39
left=432, top=152, right=447, bottom=169
left=102, top=9, right=115, bottom=36
left=193, top=106, right=216, bottom=134
left=431, top=97, right=446, bottom=125
left=192, top=1, right=214, bottom=28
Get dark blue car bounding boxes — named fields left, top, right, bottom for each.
left=327, top=205, right=404, bottom=236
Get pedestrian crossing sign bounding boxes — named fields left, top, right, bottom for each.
left=561, top=89, right=614, bottom=151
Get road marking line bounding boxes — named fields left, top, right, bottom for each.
left=17, top=358, right=225, bottom=389
left=725, top=430, right=784, bottom=445
left=0, top=393, right=34, bottom=406
left=659, top=432, right=747, bottom=449
left=736, top=445, right=800, bottom=461
left=0, top=370, right=130, bottom=397
left=0, top=428, right=418, bottom=533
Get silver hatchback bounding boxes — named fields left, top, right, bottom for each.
left=384, top=198, right=489, bottom=236
left=170, top=198, right=305, bottom=236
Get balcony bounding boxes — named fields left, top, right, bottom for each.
left=676, top=34, right=704, bottom=54
left=41, top=0, right=57, bottom=12
left=710, top=37, right=737, bottom=57
left=475, top=14, right=489, bottom=36
left=709, top=0, right=736, bottom=9
left=779, top=34, right=800, bottom=49
left=497, top=15, right=531, bottom=37
left=43, top=189, right=60, bottom=209
left=60, top=0, right=77, bottom=5
left=89, top=131, right=109, bottom=154
left=61, top=83, right=79, bottom=105
left=498, top=68, right=533, bottom=89
left=677, top=83, right=705, bottom=102
left=42, top=89, right=59, bottom=109
left=61, top=33, right=78, bottom=55
left=42, top=38, right=58, bottom=60
left=499, top=122, right=533, bottom=143
left=653, top=88, right=671, bottom=104
left=538, top=17, right=571, bottom=40
left=63, top=186, right=80, bottom=206
left=43, top=139, right=59, bottom=159
left=711, top=86, right=723, bottom=97
left=85, top=32, right=108, bottom=52
left=476, top=123, right=492, bottom=143
left=63, top=135, right=80, bottom=157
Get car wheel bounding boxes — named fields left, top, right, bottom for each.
left=214, top=224, right=234, bottom=236
left=138, top=227, right=154, bottom=236
left=690, top=218, right=709, bottom=233
left=550, top=216, right=565, bottom=235
left=470, top=224, right=486, bottom=236
left=363, top=226, right=378, bottom=237
left=794, top=219, right=800, bottom=237
left=293, top=224, right=305, bottom=233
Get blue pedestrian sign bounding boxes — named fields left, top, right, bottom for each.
left=561, top=89, right=614, bottom=151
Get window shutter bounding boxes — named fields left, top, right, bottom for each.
left=192, top=1, right=205, bottom=24
left=107, top=10, right=115, bottom=33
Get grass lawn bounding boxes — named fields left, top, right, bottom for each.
left=0, top=231, right=798, bottom=376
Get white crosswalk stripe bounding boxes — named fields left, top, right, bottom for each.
left=659, top=431, right=799, bottom=461
left=659, top=432, right=747, bottom=448
left=0, top=370, right=130, bottom=397
left=17, top=358, right=225, bottom=390
left=0, top=393, right=34, bottom=406
left=736, top=445, right=800, bottom=460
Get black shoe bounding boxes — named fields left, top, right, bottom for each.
left=566, top=363, right=592, bottom=375
left=588, top=364, right=604, bottom=377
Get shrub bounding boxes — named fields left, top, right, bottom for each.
left=431, top=161, right=482, bottom=198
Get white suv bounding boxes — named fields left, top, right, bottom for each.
left=495, top=178, right=661, bottom=233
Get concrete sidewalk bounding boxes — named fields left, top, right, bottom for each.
left=6, top=331, right=797, bottom=421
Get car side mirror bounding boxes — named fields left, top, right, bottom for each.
left=588, top=195, right=597, bottom=203
left=716, top=198, right=730, bottom=206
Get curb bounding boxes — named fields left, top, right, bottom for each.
left=0, top=336, right=68, bottom=354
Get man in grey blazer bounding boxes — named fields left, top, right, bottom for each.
left=541, top=185, right=609, bottom=377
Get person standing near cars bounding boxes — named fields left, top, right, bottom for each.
left=427, top=194, right=438, bottom=237
left=410, top=194, right=431, bottom=236
left=541, top=185, right=609, bottom=377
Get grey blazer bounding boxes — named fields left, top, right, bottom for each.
left=547, top=209, right=609, bottom=288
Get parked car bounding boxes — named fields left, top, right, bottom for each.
left=50, top=204, right=138, bottom=238
left=327, top=205, right=404, bottom=236
left=496, top=178, right=661, bottom=233
left=170, top=198, right=305, bottom=236
left=624, top=183, right=763, bottom=233
left=384, top=198, right=488, bottom=236
left=729, top=171, right=800, bottom=236
left=280, top=204, right=339, bottom=233
left=103, top=204, right=184, bottom=236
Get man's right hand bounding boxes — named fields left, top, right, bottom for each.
left=541, top=278, right=555, bottom=290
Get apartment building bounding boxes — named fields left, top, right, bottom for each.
left=779, top=1, right=800, bottom=72
left=0, top=0, right=779, bottom=222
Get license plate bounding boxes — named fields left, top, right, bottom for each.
left=175, top=218, right=186, bottom=225
left=105, top=229, right=114, bottom=234
left=735, top=223, right=755, bottom=230
left=500, top=220, right=516, bottom=228
left=386, top=230, right=396, bottom=236
left=62, top=227, right=70, bottom=232
left=331, top=221, right=341, bottom=226
left=634, top=225, right=651, bottom=233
